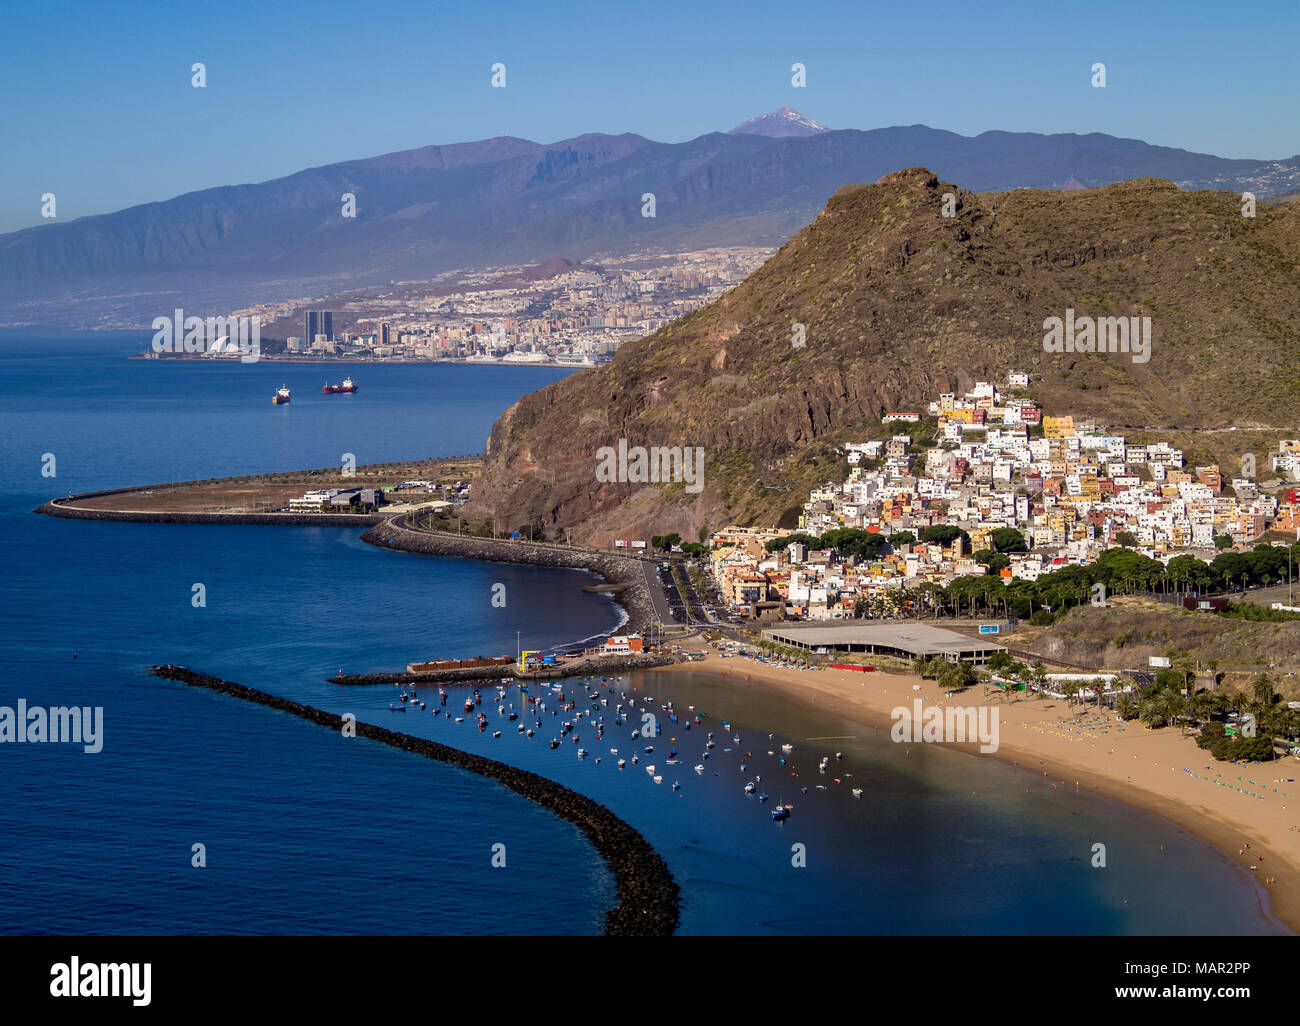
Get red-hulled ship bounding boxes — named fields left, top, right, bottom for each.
left=323, top=376, right=357, bottom=394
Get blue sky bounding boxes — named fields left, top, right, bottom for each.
left=2, top=0, right=1297, bottom=233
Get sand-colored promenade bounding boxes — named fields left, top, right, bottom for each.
left=661, top=643, right=1300, bottom=933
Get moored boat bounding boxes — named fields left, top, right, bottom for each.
left=322, top=376, right=358, bottom=394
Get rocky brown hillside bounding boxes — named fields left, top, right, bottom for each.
left=1014, top=598, right=1300, bottom=694
left=467, top=168, right=1300, bottom=544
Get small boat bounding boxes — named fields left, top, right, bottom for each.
left=454, top=716, right=464, bottom=723
left=694, top=764, right=704, bottom=774
left=771, top=805, right=790, bottom=821
left=617, top=759, right=626, bottom=769
left=781, top=744, right=793, bottom=754
left=744, top=782, right=756, bottom=794
left=653, top=775, right=663, bottom=784
left=631, top=755, right=639, bottom=765
left=836, top=752, right=844, bottom=760
left=852, top=788, right=863, bottom=798
left=672, top=782, right=680, bottom=791
left=577, top=749, right=587, bottom=758
left=491, top=730, right=501, bottom=738
left=759, top=793, right=769, bottom=802
left=272, top=385, right=291, bottom=404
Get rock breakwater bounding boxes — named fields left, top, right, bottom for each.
left=151, top=664, right=680, bottom=936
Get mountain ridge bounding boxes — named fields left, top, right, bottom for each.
left=4, top=120, right=1300, bottom=328
left=464, top=167, right=1300, bottom=545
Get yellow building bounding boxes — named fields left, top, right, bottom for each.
left=1043, top=415, right=1075, bottom=439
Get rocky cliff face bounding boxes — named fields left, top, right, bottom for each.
left=468, top=168, right=1300, bottom=545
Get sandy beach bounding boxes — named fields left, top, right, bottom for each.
left=656, top=642, right=1300, bottom=934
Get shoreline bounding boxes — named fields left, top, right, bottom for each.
left=360, top=515, right=657, bottom=634
left=151, top=664, right=680, bottom=936
left=37, top=484, right=654, bottom=636
left=654, top=648, right=1300, bottom=934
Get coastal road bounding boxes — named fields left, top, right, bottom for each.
left=638, top=557, right=675, bottom=625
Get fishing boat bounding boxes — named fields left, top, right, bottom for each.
left=323, top=376, right=358, bottom=394
left=272, top=385, right=291, bottom=404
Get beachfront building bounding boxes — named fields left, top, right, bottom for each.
left=761, top=624, right=1006, bottom=665
left=600, top=634, right=644, bottom=655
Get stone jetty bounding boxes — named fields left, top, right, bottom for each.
left=329, top=652, right=678, bottom=686
left=151, top=664, right=681, bottom=936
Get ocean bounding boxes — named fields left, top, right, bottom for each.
left=0, top=335, right=1283, bottom=934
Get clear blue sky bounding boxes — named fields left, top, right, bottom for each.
left=2, top=0, right=1297, bottom=234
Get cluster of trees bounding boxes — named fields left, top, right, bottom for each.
left=960, top=656, right=1293, bottom=763
left=909, top=655, right=980, bottom=692
left=764, top=528, right=894, bottom=559
left=886, top=541, right=1300, bottom=625
left=764, top=525, right=977, bottom=560
left=651, top=533, right=707, bottom=556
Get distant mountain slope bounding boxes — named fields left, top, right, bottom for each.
left=3, top=117, right=1299, bottom=327
left=729, top=107, right=829, bottom=137
left=465, top=168, right=1300, bottom=545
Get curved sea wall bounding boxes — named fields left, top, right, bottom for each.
left=36, top=500, right=380, bottom=527
left=361, top=520, right=659, bottom=634
left=152, top=664, right=680, bottom=937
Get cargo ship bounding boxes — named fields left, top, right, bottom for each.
left=272, top=385, right=291, bottom=404
left=323, top=376, right=357, bottom=394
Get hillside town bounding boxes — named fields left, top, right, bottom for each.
left=707, top=373, right=1300, bottom=621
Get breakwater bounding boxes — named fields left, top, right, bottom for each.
left=151, top=664, right=680, bottom=936
left=37, top=501, right=381, bottom=527
left=362, top=517, right=660, bottom=633
left=329, top=652, right=679, bottom=686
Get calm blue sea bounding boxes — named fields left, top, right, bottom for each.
left=0, top=335, right=1284, bottom=935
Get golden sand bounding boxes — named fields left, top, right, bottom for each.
left=656, top=643, right=1299, bottom=933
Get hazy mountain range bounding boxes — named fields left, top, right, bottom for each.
left=3, top=111, right=1299, bottom=328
